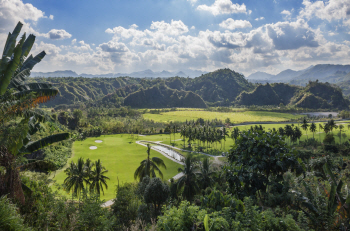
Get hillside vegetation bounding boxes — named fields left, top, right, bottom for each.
left=29, top=69, right=349, bottom=110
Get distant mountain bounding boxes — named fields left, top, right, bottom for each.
left=31, top=69, right=207, bottom=78
left=31, top=70, right=79, bottom=77
left=247, top=71, right=274, bottom=80
left=289, top=64, right=350, bottom=85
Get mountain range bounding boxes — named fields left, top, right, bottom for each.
left=247, top=64, right=350, bottom=85
left=30, top=69, right=207, bottom=78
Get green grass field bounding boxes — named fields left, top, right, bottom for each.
left=146, top=121, right=350, bottom=153
left=51, top=134, right=182, bottom=201
left=143, top=110, right=301, bottom=123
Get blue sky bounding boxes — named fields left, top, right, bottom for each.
left=1, top=0, right=350, bottom=76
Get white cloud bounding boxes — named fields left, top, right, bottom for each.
left=187, top=0, right=197, bottom=5
left=281, top=10, right=291, bottom=15
left=191, top=26, right=195, bottom=30
left=46, top=29, right=72, bottom=40
left=255, top=17, right=265, bottom=21
left=328, top=32, right=338, bottom=36
left=71, top=39, right=76, bottom=44
left=150, top=20, right=189, bottom=36
left=197, top=0, right=247, bottom=16
left=99, top=41, right=128, bottom=53
left=299, top=0, right=350, bottom=27
left=49, top=14, right=54, bottom=20
left=219, top=18, right=252, bottom=30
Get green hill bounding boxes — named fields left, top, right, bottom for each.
left=124, top=84, right=207, bottom=108
left=185, top=68, right=254, bottom=104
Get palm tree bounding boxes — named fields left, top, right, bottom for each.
left=339, top=124, right=344, bottom=144
left=319, top=124, right=324, bottom=141
left=231, top=127, right=240, bottom=143
left=310, top=122, right=317, bottom=139
left=197, top=158, right=215, bottom=190
left=301, top=118, right=309, bottom=139
left=134, top=144, right=166, bottom=181
left=89, top=159, right=110, bottom=196
left=177, top=154, right=200, bottom=201
left=64, top=158, right=90, bottom=200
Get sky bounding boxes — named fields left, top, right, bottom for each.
left=0, top=0, right=350, bottom=76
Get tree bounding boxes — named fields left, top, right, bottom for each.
left=310, top=122, right=317, bottom=139
left=177, top=154, right=200, bottom=201
left=197, top=158, right=216, bottom=190
left=319, top=124, right=324, bottom=141
left=64, top=158, right=90, bottom=200
left=301, top=118, right=309, bottom=139
left=0, top=22, right=69, bottom=204
left=339, top=124, right=344, bottom=144
left=231, top=127, right=240, bottom=142
left=225, top=130, right=303, bottom=199
left=143, top=177, right=169, bottom=215
left=134, top=144, right=166, bottom=181
left=89, top=159, right=110, bottom=196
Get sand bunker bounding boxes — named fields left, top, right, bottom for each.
left=89, top=146, right=97, bottom=150
left=95, top=140, right=103, bottom=143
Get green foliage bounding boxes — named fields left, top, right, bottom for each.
left=157, top=200, right=229, bottom=231
left=324, top=133, right=335, bottom=144
left=177, top=154, right=200, bottom=201
left=143, top=177, right=170, bottom=214
left=124, top=84, right=207, bottom=108
left=225, top=129, right=303, bottom=199
left=0, top=196, right=30, bottom=231
left=232, top=197, right=305, bottom=231
left=134, top=144, right=167, bottom=181
left=112, top=182, right=141, bottom=229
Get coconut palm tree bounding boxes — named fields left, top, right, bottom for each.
left=177, top=154, right=200, bottom=201
left=64, top=158, right=90, bottom=200
left=339, top=124, right=344, bottom=144
left=89, top=159, right=110, bottom=196
left=134, top=144, right=166, bottom=181
left=301, top=118, right=310, bottom=139
left=197, top=158, right=216, bottom=190
left=310, top=122, right=317, bottom=139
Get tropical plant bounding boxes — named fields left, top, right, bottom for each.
left=177, top=154, right=200, bottom=201
left=0, top=22, right=69, bottom=204
left=134, top=144, right=166, bottom=181
left=64, top=158, right=90, bottom=200
left=197, top=158, right=216, bottom=190
left=143, top=177, right=170, bottom=215
left=231, top=127, right=240, bottom=142
left=89, top=159, right=110, bottom=196
left=301, top=118, right=309, bottom=139
left=310, top=122, right=317, bottom=139
left=225, top=129, right=303, bottom=200
left=339, top=124, right=344, bottom=144
left=0, top=196, right=30, bottom=231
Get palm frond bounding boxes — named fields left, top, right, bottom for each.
left=20, top=133, right=69, bottom=154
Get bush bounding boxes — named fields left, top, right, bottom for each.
left=0, top=196, right=30, bottom=231
left=323, top=133, right=335, bottom=144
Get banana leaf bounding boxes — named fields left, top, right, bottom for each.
left=19, top=51, right=46, bottom=72
left=21, top=34, right=35, bottom=58
left=20, top=133, right=70, bottom=154
left=7, top=68, right=31, bottom=89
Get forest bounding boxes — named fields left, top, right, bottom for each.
left=2, top=22, right=350, bottom=231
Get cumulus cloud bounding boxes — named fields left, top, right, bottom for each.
left=281, top=10, right=291, bottom=15
left=219, top=18, right=252, bottom=30
left=197, top=0, right=247, bottom=16
left=150, top=20, right=189, bottom=36
left=299, top=0, right=350, bottom=27
left=46, top=29, right=72, bottom=40
left=49, top=14, right=54, bottom=20
left=99, top=41, right=128, bottom=53
left=71, top=39, right=77, bottom=44
left=255, top=17, right=265, bottom=21
left=266, top=19, right=319, bottom=50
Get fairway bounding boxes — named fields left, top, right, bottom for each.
left=51, top=134, right=182, bottom=201
left=143, top=110, right=300, bottom=123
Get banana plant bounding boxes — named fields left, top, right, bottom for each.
left=0, top=21, right=57, bottom=103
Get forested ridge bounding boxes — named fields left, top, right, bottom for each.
left=29, top=68, right=349, bottom=110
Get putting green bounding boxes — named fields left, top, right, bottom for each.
left=51, top=134, right=182, bottom=201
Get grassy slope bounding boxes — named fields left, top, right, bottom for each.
left=51, top=134, right=182, bottom=201
left=143, top=110, right=300, bottom=123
